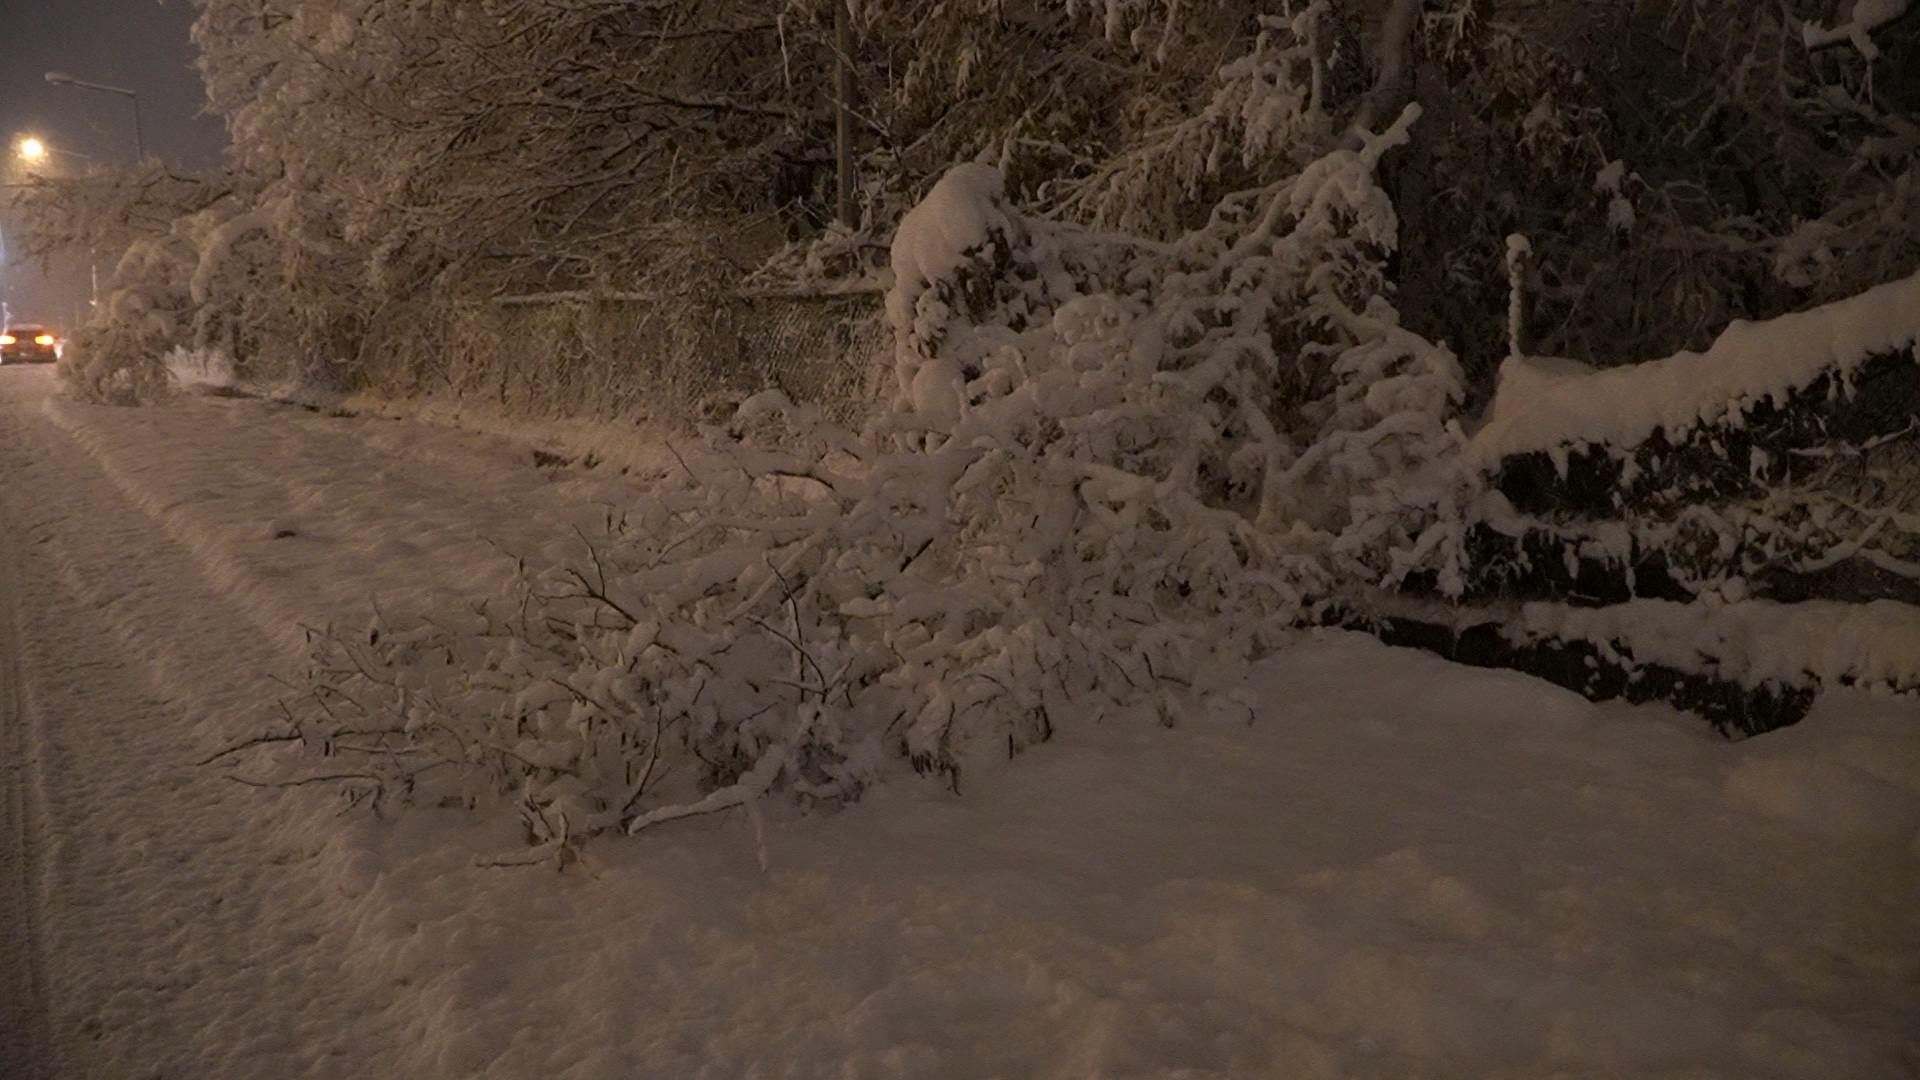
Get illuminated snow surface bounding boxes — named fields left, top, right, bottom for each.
left=1, top=364, right=1915, bottom=1079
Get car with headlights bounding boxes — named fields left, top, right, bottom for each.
left=0, top=324, right=62, bottom=364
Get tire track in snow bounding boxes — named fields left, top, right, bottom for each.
left=0, top=386, right=52, bottom=1080
left=39, top=391, right=625, bottom=658
left=0, top=370, right=410, bottom=1076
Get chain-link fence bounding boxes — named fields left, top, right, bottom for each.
left=426, top=289, right=890, bottom=428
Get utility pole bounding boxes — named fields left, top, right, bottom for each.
left=44, top=73, right=144, bottom=162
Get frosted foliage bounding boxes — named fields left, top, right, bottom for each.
left=1058, top=13, right=1327, bottom=236
left=1802, top=0, right=1912, bottom=60
left=66, top=233, right=196, bottom=405
left=1607, top=463, right=1920, bottom=601
left=886, top=162, right=1024, bottom=412
left=888, top=164, right=1013, bottom=318
left=285, top=102, right=1469, bottom=844
left=884, top=105, right=1468, bottom=770
left=886, top=105, right=1453, bottom=581
left=1064, top=0, right=1183, bottom=53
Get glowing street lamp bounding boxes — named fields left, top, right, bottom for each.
left=8, top=135, right=100, bottom=307
left=12, top=135, right=90, bottom=169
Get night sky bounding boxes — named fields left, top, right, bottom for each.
left=2, top=0, right=228, bottom=325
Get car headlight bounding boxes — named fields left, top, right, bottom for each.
left=0, top=335, right=14, bottom=345
left=34, top=335, right=55, bottom=346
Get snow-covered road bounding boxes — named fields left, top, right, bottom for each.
left=1, top=363, right=1916, bottom=1078
left=0, top=367, right=411, bottom=1077
left=0, top=416, right=49, bottom=1080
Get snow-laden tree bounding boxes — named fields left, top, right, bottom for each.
left=149, top=0, right=833, bottom=391
left=12, top=0, right=1891, bottom=410
left=5, top=161, right=242, bottom=401
left=1375, top=0, right=1918, bottom=386
left=832, top=0, right=1916, bottom=389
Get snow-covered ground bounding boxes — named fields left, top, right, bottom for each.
left=1, top=362, right=1916, bottom=1079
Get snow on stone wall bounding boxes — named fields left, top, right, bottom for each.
left=1511, top=597, right=1920, bottom=695
left=1468, top=269, right=1920, bottom=466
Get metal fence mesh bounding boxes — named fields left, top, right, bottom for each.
left=427, top=290, right=890, bottom=428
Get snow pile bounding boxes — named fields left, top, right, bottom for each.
left=1468, top=268, right=1920, bottom=466
left=162, top=347, right=239, bottom=391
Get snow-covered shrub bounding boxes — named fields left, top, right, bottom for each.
left=177, top=196, right=306, bottom=387
left=278, top=386, right=1205, bottom=843
left=873, top=104, right=1467, bottom=649
left=253, top=95, right=1472, bottom=846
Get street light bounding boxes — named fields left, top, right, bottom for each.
left=8, top=134, right=100, bottom=309
left=14, top=136, right=90, bottom=166
left=44, top=72, right=144, bottom=161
